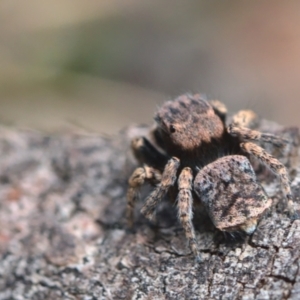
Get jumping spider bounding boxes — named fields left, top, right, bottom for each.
left=127, top=94, right=297, bottom=262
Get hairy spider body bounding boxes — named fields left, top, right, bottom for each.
left=127, top=93, right=297, bottom=262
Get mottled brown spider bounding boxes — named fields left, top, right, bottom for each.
left=127, top=93, right=297, bottom=262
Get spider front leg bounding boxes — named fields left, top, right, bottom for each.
left=127, top=165, right=161, bottom=227
left=131, top=136, right=169, bottom=170
left=177, top=167, right=200, bottom=262
left=127, top=135, right=170, bottom=227
left=240, top=142, right=297, bottom=219
left=141, top=157, right=180, bottom=220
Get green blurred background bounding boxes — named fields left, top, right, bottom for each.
left=1, top=0, right=300, bottom=134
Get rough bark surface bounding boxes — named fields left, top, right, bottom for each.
left=0, top=120, right=300, bottom=300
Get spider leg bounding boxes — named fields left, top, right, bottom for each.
left=127, top=165, right=161, bottom=227
left=127, top=135, right=169, bottom=227
left=177, top=167, right=200, bottom=261
left=240, top=142, right=297, bottom=219
left=210, top=100, right=227, bottom=123
left=141, top=157, right=180, bottom=221
left=230, top=109, right=259, bottom=128
left=228, top=125, right=289, bottom=147
left=131, top=136, right=169, bottom=171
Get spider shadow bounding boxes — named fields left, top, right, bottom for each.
left=131, top=190, right=247, bottom=252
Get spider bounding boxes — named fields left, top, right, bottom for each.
left=126, top=93, right=297, bottom=262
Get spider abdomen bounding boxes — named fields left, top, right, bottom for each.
left=194, top=155, right=271, bottom=233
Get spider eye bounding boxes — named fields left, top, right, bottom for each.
left=169, top=125, right=176, bottom=133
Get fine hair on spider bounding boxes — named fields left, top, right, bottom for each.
left=126, top=93, right=298, bottom=262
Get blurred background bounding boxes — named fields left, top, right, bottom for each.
left=1, top=0, right=300, bottom=134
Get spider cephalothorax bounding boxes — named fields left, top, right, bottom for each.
left=127, top=93, right=297, bottom=262
left=154, top=96, right=224, bottom=151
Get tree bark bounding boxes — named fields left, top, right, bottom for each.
left=0, top=121, right=299, bottom=300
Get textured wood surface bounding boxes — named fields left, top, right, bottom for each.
left=0, top=121, right=299, bottom=300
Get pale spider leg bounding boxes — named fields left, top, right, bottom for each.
left=177, top=167, right=200, bottom=262
left=127, top=165, right=161, bottom=227
left=210, top=100, right=227, bottom=123
left=228, top=125, right=289, bottom=147
left=141, top=157, right=180, bottom=220
left=231, top=109, right=259, bottom=129
left=241, top=142, right=297, bottom=218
